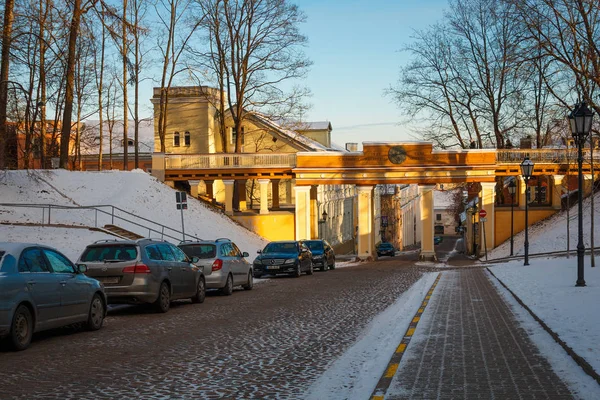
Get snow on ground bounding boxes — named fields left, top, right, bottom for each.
left=489, top=256, right=600, bottom=379
left=304, top=272, right=438, bottom=400
left=489, top=191, right=600, bottom=259
left=0, top=170, right=268, bottom=261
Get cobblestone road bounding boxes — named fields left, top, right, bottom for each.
left=0, top=260, right=430, bottom=399
left=387, top=269, right=573, bottom=399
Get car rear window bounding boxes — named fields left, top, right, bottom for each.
left=179, top=244, right=216, bottom=259
left=80, top=245, right=138, bottom=262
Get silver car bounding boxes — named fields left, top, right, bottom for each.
left=178, top=238, right=253, bottom=295
left=0, top=242, right=106, bottom=351
left=78, top=238, right=205, bottom=313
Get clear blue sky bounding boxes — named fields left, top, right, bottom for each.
left=299, top=0, right=448, bottom=148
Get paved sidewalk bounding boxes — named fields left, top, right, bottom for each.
left=386, top=269, right=573, bottom=399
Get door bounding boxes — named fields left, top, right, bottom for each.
left=43, top=249, right=89, bottom=322
left=156, top=243, right=180, bottom=295
left=299, top=242, right=311, bottom=271
left=170, top=244, right=196, bottom=295
left=17, top=247, right=63, bottom=329
left=231, top=243, right=248, bottom=285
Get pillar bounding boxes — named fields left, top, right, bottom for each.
left=419, top=185, right=436, bottom=261
left=357, top=186, right=374, bottom=260
left=204, top=180, right=214, bottom=201
left=272, top=179, right=280, bottom=209
left=479, top=182, right=496, bottom=253
left=223, top=180, right=235, bottom=216
left=584, top=174, right=594, bottom=196
left=551, top=175, right=564, bottom=209
left=294, top=186, right=311, bottom=240
left=151, top=153, right=165, bottom=182
left=310, top=185, right=319, bottom=239
left=258, top=179, right=270, bottom=214
left=189, top=180, right=200, bottom=199
left=518, top=176, right=527, bottom=209
left=285, top=179, right=293, bottom=204
left=237, top=180, right=247, bottom=211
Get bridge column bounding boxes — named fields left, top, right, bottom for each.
left=258, top=179, right=270, bottom=214
left=294, top=186, right=312, bottom=240
left=518, top=176, right=527, bottom=209
left=189, top=180, right=200, bottom=199
left=223, top=180, right=234, bottom=216
left=310, top=185, right=319, bottom=239
left=151, top=153, right=165, bottom=182
left=237, top=180, right=247, bottom=211
left=479, top=182, right=495, bottom=252
left=204, top=180, right=214, bottom=201
left=419, top=185, right=436, bottom=261
left=272, top=179, right=280, bottom=209
left=357, top=186, right=375, bottom=260
left=551, top=175, right=564, bottom=209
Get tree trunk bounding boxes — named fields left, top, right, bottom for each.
left=0, top=0, right=16, bottom=169
left=60, top=0, right=82, bottom=168
left=122, top=0, right=129, bottom=171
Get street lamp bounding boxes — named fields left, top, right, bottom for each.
left=520, top=157, right=534, bottom=265
left=569, top=102, right=594, bottom=287
left=508, top=179, right=517, bottom=256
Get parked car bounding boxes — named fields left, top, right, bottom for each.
left=178, top=238, right=253, bottom=295
left=0, top=242, right=107, bottom=351
left=376, top=242, right=396, bottom=257
left=78, top=238, right=204, bottom=313
left=253, top=241, right=313, bottom=278
left=304, top=239, right=335, bottom=271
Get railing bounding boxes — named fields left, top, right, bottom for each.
left=496, top=148, right=599, bottom=164
left=165, top=153, right=296, bottom=169
left=0, top=203, right=201, bottom=243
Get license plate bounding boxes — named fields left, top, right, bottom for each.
left=100, top=277, right=119, bottom=284
left=266, top=266, right=280, bottom=270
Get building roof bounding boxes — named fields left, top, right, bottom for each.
left=79, top=119, right=154, bottom=155
left=298, top=121, right=332, bottom=131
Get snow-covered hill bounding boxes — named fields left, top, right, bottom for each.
left=0, top=169, right=268, bottom=261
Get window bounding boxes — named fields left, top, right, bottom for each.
left=121, top=138, right=135, bottom=147
left=169, top=244, right=188, bottom=262
left=184, top=131, right=191, bottom=146
left=179, top=244, right=216, bottom=259
left=18, top=248, right=50, bottom=273
left=81, top=245, right=138, bottom=262
left=220, top=243, right=236, bottom=257
left=231, top=126, right=245, bottom=145
left=157, top=243, right=176, bottom=261
left=436, top=214, right=442, bottom=221
left=145, top=245, right=162, bottom=261
left=173, top=131, right=180, bottom=147
left=43, top=249, right=75, bottom=274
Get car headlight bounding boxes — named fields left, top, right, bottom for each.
left=284, top=258, right=296, bottom=264
left=313, top=254, right=323, bottom=259
left=253, top=260, right=262, bottom=265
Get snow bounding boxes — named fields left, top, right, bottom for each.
left=0, top=169, right=268, bottom=261
left=489, top=191, right=600, bottom=259
left=304, top=273, right=438, bottom=399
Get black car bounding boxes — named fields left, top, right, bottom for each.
left=304, top=239, right=335, bottom=271
left=376, top=242, right=395, bottom=257
left=253, top=241, right=313, bottom=278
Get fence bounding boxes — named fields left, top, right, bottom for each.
left=496, top=148, right=599, bottom=164
left=165, top=153, right=296, bottom=169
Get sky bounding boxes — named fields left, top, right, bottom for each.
left=297, top=0, right=448, bottom=148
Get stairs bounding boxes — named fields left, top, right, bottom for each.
left=103, top=224, right=144, bottom=240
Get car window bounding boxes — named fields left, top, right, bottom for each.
left=156, top=243, right=176, bottom=261
left=19, top=248, right=50, bottom=273
left=179, top=244, right=216, bottom=259
left=43, top=249, right=75, bottom=274
left=145, top=245, right=162, bottom=260
left=305, top=241, right=324, bottom=251
left=169, top=244, right=188, bottom=262
left=220, top=243, right=235, bottom=257
left=81, top=245, right=138, bottom=262
left=263, top=242, right=298, bottom=254
left=231, top=243, right=242, bottom=257
left=300, top=243, right=309, bottom=252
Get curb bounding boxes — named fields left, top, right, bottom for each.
left=486, top=268, right=600, bottom=386
left=370, top=272, right=442, bottom=400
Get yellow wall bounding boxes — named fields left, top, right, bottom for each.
left=494, top=208, right=557, bottom=247
left=232, top=212, right=295, bottom=242
left=298, top=130, right=330, bottom=147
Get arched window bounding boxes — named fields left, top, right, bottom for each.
left=173, top=131, right=180, bottom=147
left=495, top=176, right=518, bottom=206
left=184, top=131, right=191, bottom=146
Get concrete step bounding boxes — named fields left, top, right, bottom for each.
left=103, top=224, right=144, bottom=240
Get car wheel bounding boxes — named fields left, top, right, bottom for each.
left=293, top=265, right=302, bottom=278
left=86, top=294, right=105, bottom=331
left=154, top=282, right=171, bottom=313
left=191, top=277, right=206, bottom=304
left=329, top=258, right=335, bottom=270
left=243, top=272, right=254, bottom=290
left=221, top=274, right=233, bottom=296
left=253, top=272, right=263, bottom=279
left=10, top=305, right=33, bottom=351
left=306, top=262, right=314, bottom=275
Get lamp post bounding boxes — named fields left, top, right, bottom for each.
left=508, top=180, right=517, bottom=256
left=471, top=204, right=478, bottom=256
left=520, top=157, right=534, bottom=266
left=569, top=102, right=594, bottom=287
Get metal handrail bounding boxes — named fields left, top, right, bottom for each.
left=0, top=203, right=201, bottom=243
left=496, top=148, right=599, bottom=164
left=165, top=153, right=297, bottom=169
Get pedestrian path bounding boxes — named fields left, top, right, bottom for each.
left=383, top=269, right=573, bottom=399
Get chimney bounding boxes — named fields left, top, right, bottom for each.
left=345, top=142, right=358, bottom=152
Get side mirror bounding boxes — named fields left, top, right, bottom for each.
left=257, top=250, right=262, bottom=254
left=190, top=256, right=200, bottom=263
left=242, top=252, right=249, bottom=258
left=77, top=264, right=88, bottom=274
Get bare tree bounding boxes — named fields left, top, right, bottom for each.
left=0, top=0, right=16, bottom=168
